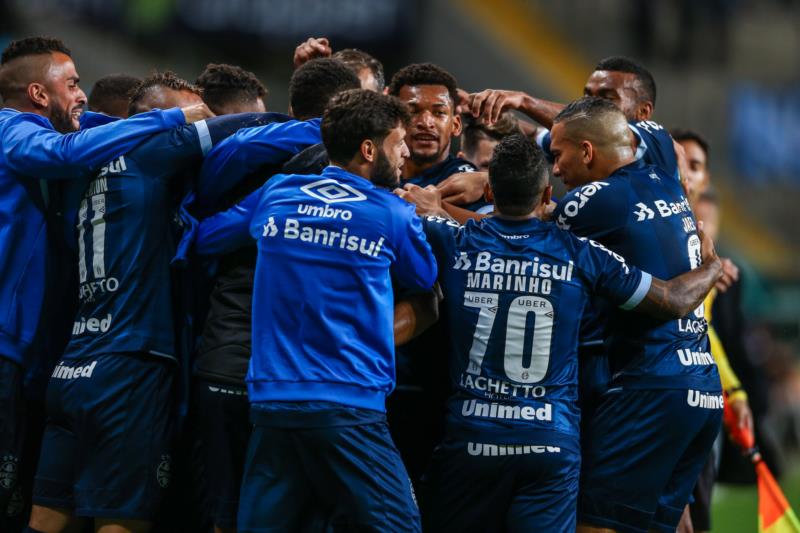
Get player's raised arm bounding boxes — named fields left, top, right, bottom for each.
left=467, top=88, right=564, bottom=130
left=635, top=221, right=723, bottom=320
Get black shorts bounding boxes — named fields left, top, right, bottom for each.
left=33, top=354, right=174, bottom=519
left=193, top=380, right=250, bottom=529
left=0, top=357, right=24, bottom=513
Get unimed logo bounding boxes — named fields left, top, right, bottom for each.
left=72, top=314, right=112, bottom=335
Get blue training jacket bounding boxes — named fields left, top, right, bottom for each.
left=0, top=107, right=186, bottom=366
left=195, top=166, right=437, bottom=411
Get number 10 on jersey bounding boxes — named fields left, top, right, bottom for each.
left=463, top=291, right=554, bottom=384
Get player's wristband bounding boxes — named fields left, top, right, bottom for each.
left=726, top=387, right=749, bottom=403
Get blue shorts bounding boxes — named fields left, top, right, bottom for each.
left=238, top=401, right=420, bottom=533
left=193, top=380, right=250, bottom=529
left=33, top=353, right=174, bottom=519
left=421, top=437, right=580, bottom=533
left=579, top=387, right=723, bottom=533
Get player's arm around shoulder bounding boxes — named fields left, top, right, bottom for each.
left=633, top=221, right=722, bottom=320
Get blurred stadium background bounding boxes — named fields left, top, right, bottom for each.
left=1, top=0, right=798, bottom=529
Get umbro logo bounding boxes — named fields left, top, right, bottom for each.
left=633, top=202, right=655, bottom=221
left=300, top=178, right=367, bottom=205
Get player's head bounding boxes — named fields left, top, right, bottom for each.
left=289, top=58, right=361, bottom=121
left=332, top=48, right=384, bottom=92
left=127, top=71, right=203, bottom=116
left=321, top=89, right=410, bottom=189
left=196, top=63, right=267, bottom=115
left=0, top=36, right=86, bottom=132
left=584, top=56, right=656, bottom=122
left=88, top=74, right=141, bottom=118
left=387, top=63, right=461, bottom=167
left=693, top=190, right=719, bottom=241
left=550, top=96, right=633, bottom=190
left=486, top=133, right=550, bottom=217
left=671, top=128, right=711, bottom=200
left=459, top=112, right=522, bottom=171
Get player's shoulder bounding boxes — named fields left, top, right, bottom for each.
left=449, top=156, right=478, bottom=174
left=553, top=178, right=621, bottom=227
left=0, top=108, right=51, bottom=132
left=629, top=119, right=669, bottom=138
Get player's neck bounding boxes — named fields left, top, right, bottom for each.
left=493, top=209, right=538, bottom=222
left=401, top=152, right=449, bottom=181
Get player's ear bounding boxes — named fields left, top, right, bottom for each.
left=540, top=185, right=552, bottom=206
left=360, top=138, right=377, bottom=163
left=28, top=82, right=48, bottom=109
left=451, top=110, right=462, bottom=137
left=483, top=182, right=493, bottom=203
left=581, top=140, right=593, bottom=165
left=636, top=100, right=653, bottom=121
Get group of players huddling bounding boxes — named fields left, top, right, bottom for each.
left=0, top=34, right=751, bottom=533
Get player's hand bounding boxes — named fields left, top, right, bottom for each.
left=436, top=171, right=488, bottom=205
left=455, top=88, right=471, bottom=115
left=181, top=103, right=215, bottom=124
left=293, top=37, right=332, bottom=68
left=468, top=89, right=528, bottom=125
left=394, top=184, right=443, bottom=215
left=728, top=397, right=754, bottom=436
left=696, top=220, right=720, bottom=268
left=715, top=257, right=739, bottom=293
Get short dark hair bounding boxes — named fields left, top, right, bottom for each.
left=488, top=134, right=549, bottom=216
left=88, top=74, right=141, bottom=114
left=595, top=56, right=656, bottom=106
left=554, top=95, right=623, bottom=125
left=332, top=49, right=385, bottom=91
left=387, top=63, right=459, bottom=106
left=1, top=36, right=70, bottom=65
left=461, top=113, right=521, bottom=156
left=128, top=71, right=201, bottom=116
left=196, top=63, right=267, bottom=113
left=289, top=58, right=361, bottom=121
left=670, top=128, right=710, bottom=159
left=321, top=89, right=410, bottom=165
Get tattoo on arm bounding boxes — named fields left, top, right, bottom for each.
left=637, top=259, right=722, bottom=320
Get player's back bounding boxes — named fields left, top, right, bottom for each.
left=423, top=215, right=648, bottom=450
left=64, top=125, right=204, bottom=361
left=244, top=165, right=436, bottom=411
left=555, top=160, right=719, bottom=391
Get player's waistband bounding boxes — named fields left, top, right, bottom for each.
left=445, top=419, right=580, bottom=453
left=246, top=380, right=388, bottom=412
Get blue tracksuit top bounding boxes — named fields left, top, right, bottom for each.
left=0, top=107, right=186, bottom=365
left=195, top=165, right=438, bottom=411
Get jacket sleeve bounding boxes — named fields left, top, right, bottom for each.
left=390, top=204, right=438, bottom=291
left=194, top=118, right=322, bottom=207
left=3, top=108, right=185, bottom=179
left=195, top=187, right=261, bottom=257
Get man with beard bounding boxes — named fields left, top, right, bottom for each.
left=194, top=89, right=436, bottom=532
left=0, top=37, right=207, bottom=527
